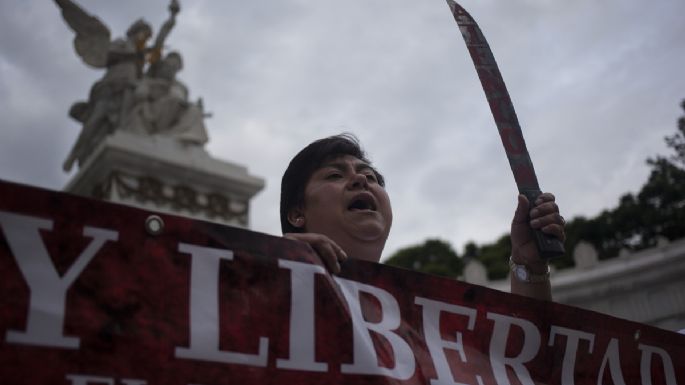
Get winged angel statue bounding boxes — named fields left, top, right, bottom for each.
left=55, top=0, right=209, bottom=171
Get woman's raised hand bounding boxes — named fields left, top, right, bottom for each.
left=510, top=192, right=566, bottom=267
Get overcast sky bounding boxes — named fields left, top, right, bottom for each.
left=1, top=0, right=684, bottom=260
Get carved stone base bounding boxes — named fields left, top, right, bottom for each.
left=64, top=131, right=264, bottom=228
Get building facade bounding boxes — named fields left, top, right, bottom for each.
left=465, top=237, right=685, bottom=332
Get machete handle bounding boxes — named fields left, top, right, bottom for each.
left=521, top=189, right=566, bottom=259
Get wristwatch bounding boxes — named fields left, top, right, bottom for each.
left=509, top=257, right=550, bottom=283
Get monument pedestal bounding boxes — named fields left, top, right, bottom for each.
left=64, top=131, right=264, bottom=228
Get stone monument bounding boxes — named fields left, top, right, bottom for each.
left=55, top=0, right=264, bottom=228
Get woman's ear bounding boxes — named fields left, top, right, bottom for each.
left=287, top=209, right=306, bottom=229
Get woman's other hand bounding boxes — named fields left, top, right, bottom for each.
left=509, top=192, right=565, bottom=300
left=510, top=192, right=566, bottom=267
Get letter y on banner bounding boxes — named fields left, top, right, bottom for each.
left=0, top=211, right=118, bottom=349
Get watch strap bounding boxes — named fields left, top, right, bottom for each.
left=509, top=257, right=550, bottom=283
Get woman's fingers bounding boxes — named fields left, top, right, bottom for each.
left=534, top=192, right=556, bottom=205
left=542, top=222, right=566, bottom=242
left=312, top=240, right=342, bottom=273
left=531, top=214, right=566, bottom=241
left=529, top=201, right=559, bottom=219
left=284, top=232, right=347, bottom=274
left=512, top=194, right=531, bottom=225
left=529, top=193, right=566, bottom=242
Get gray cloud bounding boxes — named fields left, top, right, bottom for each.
left=1, top=0, right=684, bottom=259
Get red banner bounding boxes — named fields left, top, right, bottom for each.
left=0, top=179, right=682, bottom=385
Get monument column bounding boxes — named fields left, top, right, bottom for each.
left=64, top=132, right=264, bottom=228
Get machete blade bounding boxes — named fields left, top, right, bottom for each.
left=446, top=0, right=565, bottom=259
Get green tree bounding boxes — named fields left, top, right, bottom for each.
left=468, top=235, right=511, bottom=280
left=570, top=100, right=685, bottom=257
left=636, top=99, right=685, bottom=244
left=663, top=99, right=685, bottom=168
left=384, top=239, right=463, bottom=278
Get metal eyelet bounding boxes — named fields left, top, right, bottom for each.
left=145, top=215, right=165, bottom=236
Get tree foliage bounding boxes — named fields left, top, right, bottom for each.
left=559, top=99, right=685, bottom=259
left=385, top=99, right=685, bottom=278
left=384, top=239, right=463, bottom=278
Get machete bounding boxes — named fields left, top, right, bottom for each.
left=445, top=0, right=565, bottom=259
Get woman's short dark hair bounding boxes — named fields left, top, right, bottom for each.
left=280, top=134, right=385, bottom=234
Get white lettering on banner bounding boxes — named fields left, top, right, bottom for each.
left=174, top=243, right=268, bottom=367
left=415, top=296, right=479, bottom=385
left=597, top=338, right=627, bottom=385
left=487, top=312, right=541, bottom=385
left=276, top=260, right=328, bottom=372
left=0, top=211, right=118, bottom=349
left=66, top=374, right=146, bottom=385
left=66, top=374, right=114, bottom=385
left=548, top=326, right=595, bottom=385
left=119, top=380, right=147, bottom=385
left=335, top=277, right=416, bottom=380
left=638, top=344, right=678, bottom=385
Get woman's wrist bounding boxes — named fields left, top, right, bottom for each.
left=509, top=256, right=550, bottom=283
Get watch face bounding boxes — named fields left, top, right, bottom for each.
left=515, top=266, right=528, bottom=281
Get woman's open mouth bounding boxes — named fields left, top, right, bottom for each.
left=347, top=194, right=377, bottom=212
